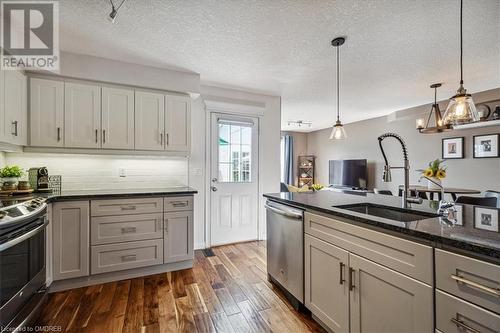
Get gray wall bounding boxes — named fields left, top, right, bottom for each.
left=307, top=88, right=500, bottom=195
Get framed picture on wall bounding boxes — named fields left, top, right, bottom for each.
left=442, top=137, right=464, bottom=159
left=473, top=134, right=499, bottom=158
left=474, top=207, right=499, bottom=232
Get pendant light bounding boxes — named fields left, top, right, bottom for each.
left=329, top=37, right=347, bottom=140
left=416, top=83, right=452, bottom=133
left=442, top=0, right=479, bottom=125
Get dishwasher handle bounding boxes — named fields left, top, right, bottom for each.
left=265, top=203, right=303, bottom=219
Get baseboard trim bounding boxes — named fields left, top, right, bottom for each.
left=49, top=260, right=193, bottom=292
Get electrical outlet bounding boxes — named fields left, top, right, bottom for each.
left=119, top=168, right=126, bottom=177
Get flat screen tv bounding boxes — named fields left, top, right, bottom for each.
left=329, top=159, right=367, bottom=188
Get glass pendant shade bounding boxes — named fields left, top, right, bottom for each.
left=329, top=121, right=347, bottom=140
left=442, top=90, right=479, bottom=125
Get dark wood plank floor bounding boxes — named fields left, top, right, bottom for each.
left=38, top=241, right=325, bottom=332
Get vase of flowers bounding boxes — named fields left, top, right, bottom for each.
left=418, top=159, right=446, bottom=189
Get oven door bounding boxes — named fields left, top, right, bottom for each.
left=0, top=216, right=48, bottom=331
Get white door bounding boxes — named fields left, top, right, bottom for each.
left=30, top=78, right=64, bottom=147
left=135, top=91, right=165, bottom=150
left=4, top=70, right=27, bottom=145
left=64, top=82, right=101, bottom=148
left=165, top=95, right=191, bottom=152
left=210, top=113, right=259, bottom=246
left=101, top=86, right=135, bottom=149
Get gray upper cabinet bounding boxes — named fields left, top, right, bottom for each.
left=305, top=234, right=349, bottom=333
left=101, top=86, right=135, bottom=149
left=135, top=90, right=165, bottom=151
left=29, top=78, right=64, bottom=147
left=4, top=70, right=27, bottom=145
left=164, top=211, right=193, bottom=263
left=165, top=95, right=191, bottom=152
left=52, top=201, right=90, bottom=281
left=64, top=82, right=101, bottom=148
left=349, top=253, right=433, bottom=333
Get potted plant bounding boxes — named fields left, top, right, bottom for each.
left=418, top=159, right=446, bottom=189
left=0, top=165, right=25, bottom=190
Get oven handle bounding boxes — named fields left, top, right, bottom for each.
left=0, top=219, right=48, bottom=252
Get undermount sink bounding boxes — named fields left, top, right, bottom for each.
left=334, top=203, right=440, bottom=223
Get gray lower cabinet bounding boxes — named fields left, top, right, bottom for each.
left=91, top=239, right=163, bottom=274
left=436, top=290, right=499, bottom=333
left=349, top=253, right=433, bottom=333
left=164, top=211, right=193, bottom=263
left=305, top=234, right=349, bottom=333
left=52, top=201, right=90, bottom=281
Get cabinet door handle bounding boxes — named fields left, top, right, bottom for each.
left=166, top=133, right=169, bottom=146
left=121, top=227, right=137, bottom=234
left=339, top=262, right=345, bottom=285
left=160, top=132, right=163, bottom=145
left=450, top=318, right=481, bottom=333
left=11, top=121, right=18, bottom=136
left=120, top=205, right=136, bottom=211
left=450, top=274, right=500, bottom=297
left=103, top=129, right=106, bottom=143
left=121, top=254, right=137, bottom=262
left=348, top=267, right=355, bottom=291
left=171, top=201, right=188, bottom=207
left=57, top=127, right=61, bottom=141
left=164, top=221, right=168, bottom=234
left=95, top=129, right=98, bottom=143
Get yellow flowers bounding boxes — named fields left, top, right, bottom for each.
left=436, top=170, right=446, bottom=179
left=418, top=159, right=447, bottom=179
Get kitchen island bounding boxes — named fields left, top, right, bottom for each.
left=264, top=190, right=499, bottom=333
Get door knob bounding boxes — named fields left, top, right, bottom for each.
left=211, top=186, right=218, bottom=192
left=211, top=178, right=218, bottom=183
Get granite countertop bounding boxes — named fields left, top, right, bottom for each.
left=35, top=187, right=197, bottom=202
left=264, top=191, right=500, bottom=262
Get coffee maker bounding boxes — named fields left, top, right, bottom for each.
left=28, top=167, right=51, bottom=192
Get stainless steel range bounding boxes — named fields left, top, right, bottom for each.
left=0, top=197, right=48, bottom=332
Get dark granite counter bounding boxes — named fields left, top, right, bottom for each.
left=264, top=191, right=500, bottom=262
left=36, top=187, right=197, bottom=202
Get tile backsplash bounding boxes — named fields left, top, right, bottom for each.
left=4, top=153, right=188, bottom=191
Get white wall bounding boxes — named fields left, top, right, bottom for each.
left=307, top=88, right=500, bottom=195
left=189, top=85, right=281, bottom=246
left=4, top=153, right=188, bottom=191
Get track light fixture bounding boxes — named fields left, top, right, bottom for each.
left=108, top=0, right=127, bottom=23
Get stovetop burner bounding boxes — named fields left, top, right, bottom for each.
left=0, top=197, right=47, bottom=231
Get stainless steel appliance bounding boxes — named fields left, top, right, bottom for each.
left=0, top=197, right=48, bottom=332
left=265, top=200, right=304, bottom=309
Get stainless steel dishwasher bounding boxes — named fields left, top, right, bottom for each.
left=265, top=200, right=304, bottom=309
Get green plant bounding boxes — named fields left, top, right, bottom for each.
left=0, top=165, right=24, bottom=178
left=310, top=184, right=325, bottom=191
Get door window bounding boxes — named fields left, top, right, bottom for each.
left=218, top=122, right=252, bottom=183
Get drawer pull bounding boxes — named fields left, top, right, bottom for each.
left=451, top=318, right=481, bottom=333
left=451, top=274, right=500, bottom=297
left=121, top=227, right=137, bottom=234
left=121, top=205, right=137, bottom=211
left=121, top=254, right=137, bottom=262
left=171, top=201, right=188, bottom=207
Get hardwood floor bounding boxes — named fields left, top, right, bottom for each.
left=38, top=241, right=325, bottom=332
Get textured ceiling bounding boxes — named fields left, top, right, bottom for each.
left=59, top=0, right=500, bottom=132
